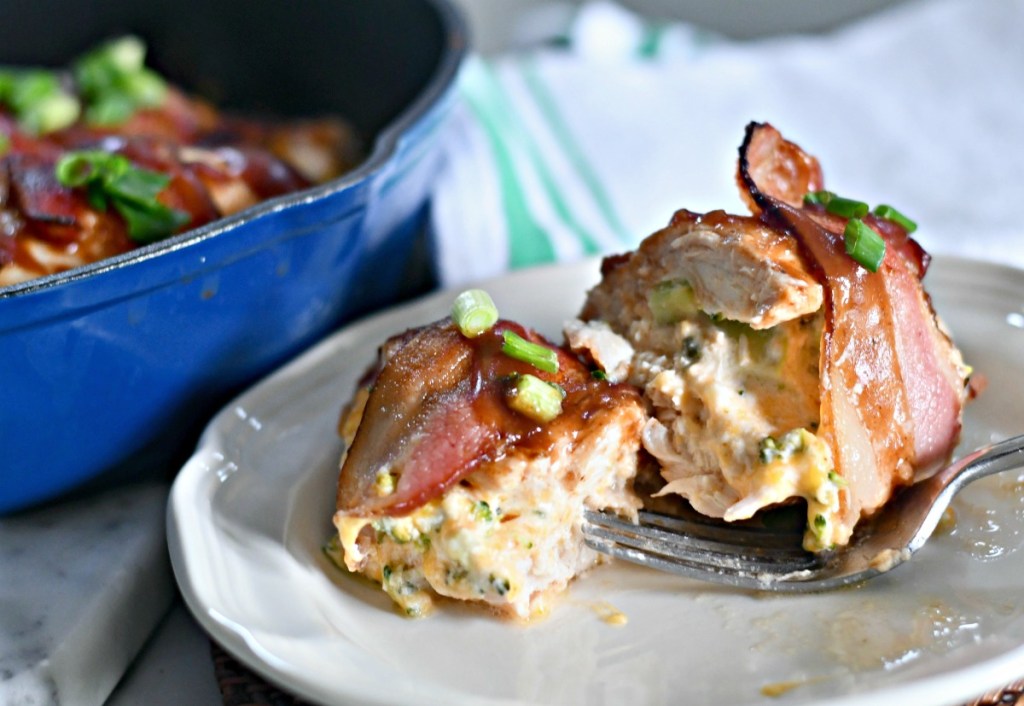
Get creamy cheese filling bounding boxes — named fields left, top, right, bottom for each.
left=333, top=416, right=641, bottom=619
left=336, top=487, right=589, bottom=618
left=605, top=278, right=845, bottom=550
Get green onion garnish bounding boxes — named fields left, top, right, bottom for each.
left=804, top=191, right=915, bottom=269
left=74, top=36, right=167, bottom=126
left=20, top=92, right=80, bottom=135
left=844, top=218, right=886, bottom=272
left=55, top=150, right=190, bottom=243
left=873, top=204, right=917, bottom=233
left=803, top=190, right=834, bottom=206
left=501, top=330, right=559, bottom=374
left=0, top=69, right=80, bottom=134
left=0, top=71, right=13, bottom=101
left=758, top=429, right=808, bottom=464
left=805, top=190, right=870, bottom=219
left=827, top=470, right=848, bottom=488
left=113, top=197, right=191, bottom=242
left=7, top=71, right=61, bottom=112
left=0, top=36, right=169, bottom=133
left=506, top=373, right=563, bottom=423
left=473, top=501, right=494, bottom=522
left=84, top=95, right=136, bottom=126
left=824, top=195, right=869, bottom=219
left=55, top=150, right=120, bottom=187
left=451, top=289, right=498, bottom=337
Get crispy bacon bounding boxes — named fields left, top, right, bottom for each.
left=0, top=83, right=357, bottom=286
left=737, top=122, right=968, bottom=531
left=336, top=319, right=641, bottom=518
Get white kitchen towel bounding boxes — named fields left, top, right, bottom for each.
left=431, top=0, right=1024, bottom=287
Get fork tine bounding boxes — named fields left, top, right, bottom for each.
left=583, top=523, right=816, bottom=574
left=580, top=436, right=1024, bottom=592
left=583, top=510, right=822, bottom=578
left=637, top=510, right=805, bottom=550
left=583, top=533, right=812, bottom=590
left=585, top=510, right=811, bottom=560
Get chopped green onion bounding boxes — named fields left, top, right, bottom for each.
left=758, top=429, right=811, bottom=464
left=0, top=71, right=14, bottom=102
left=55, top=150, right=190, bottom=243
left=121, top=69, right=167, bottom=105
left=84, top=95, right=136, bottom=126
left=451, top=289, right=498, bottom=337
left=472, top=501, right=494, bottom=522
left=807, top=189, right=916, bottom=239
left=506, top=373, right=563, bottom=423
left=811, top=513, right=829, bottom=540
left=501, top=330, right=559, bottom=374
left=55, top=150, right=121, bottom=186
left=805, top=190, right=871, bottom=220
left=803, top=190, right=834, bottom=206
left=490, top=575, right=511, bottom=596
left=827, top=470, right=848, bottom=488
left=114, top=198, right=191, bottom=243
left=590, top=369, right=608, bottom=381
left=101, top=35, right=147, bottom=73
left=74, top=36, right=147, bottom=90
left=844, top=218, right=886, bottom=272
left=23, top=93, right=80, bottom=135
left=2, top=70, right=80, bottom=134
left=105, top=164, right=173, bottom=204
left=7, top=71, right=61, bottom=112
left=824, top=195, right=869, bottom=219
left=0, top=36, right=169, bottom=133
left=74, top=36, right=167, bottom=126
left=873, top=204, right=918, bottom=233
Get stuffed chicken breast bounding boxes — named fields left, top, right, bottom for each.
left=332, top=301, right=644, bottom=620
left=574, top=123, right=971, bottom=551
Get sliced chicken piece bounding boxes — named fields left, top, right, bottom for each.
left=582, top=209, right=822, bottom=332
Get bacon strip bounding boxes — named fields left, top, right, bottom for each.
left=737, top=122, right=967, bottom=530
left=336, top=319, right=640, bottom=517
left=1, top=81, right=353, bottom=286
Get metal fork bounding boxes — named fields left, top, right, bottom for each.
left=583, top=434, right=1024, bottom=592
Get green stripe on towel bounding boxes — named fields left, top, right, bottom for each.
left=462, top=87, right=555, bottom=269
left=463, top=61, right=602, bottom=267
left=522, top=59, right=633, bottom=245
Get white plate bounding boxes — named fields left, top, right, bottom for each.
left=168, top=256, right=1024, bottom=706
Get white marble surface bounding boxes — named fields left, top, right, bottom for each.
left=0, top=483, right=174, bottom=706
left=107, top=601, right=220, bottom=706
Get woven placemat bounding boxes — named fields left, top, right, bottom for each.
left=211, top=640, right=1023, bottom=706
left=212, top=641, right=308, bottom=706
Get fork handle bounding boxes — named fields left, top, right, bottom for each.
left=942, top=434, right=1024, bottom=493
left=896, top=434, right=1024, bottom=556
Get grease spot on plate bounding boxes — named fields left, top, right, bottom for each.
left=589, top=601, right=628, bottom=626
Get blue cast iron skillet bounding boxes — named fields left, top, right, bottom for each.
left=0, top=0, right=468, bottom=514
